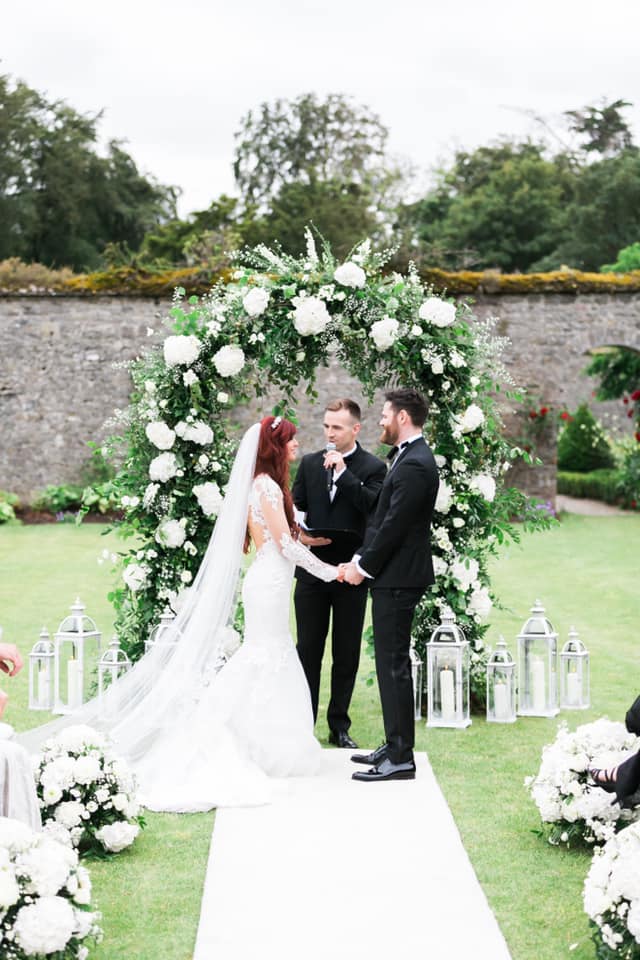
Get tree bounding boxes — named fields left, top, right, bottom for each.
left=137, top=195, right=242, bottom=267
left=565, top=98, right=635, bottom=157
left=557, top=404, right=616, bottom=472
left=233, top=93, right=390, bottom=208
left=401, top=142, right=573, bottom=272
left=0, top=72, right=177, bottom=269
left=601, top=241, right=640, bottom=273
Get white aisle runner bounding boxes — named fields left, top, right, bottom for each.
left=194, top=751, right=512, bottom=960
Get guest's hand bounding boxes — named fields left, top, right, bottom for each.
left=0, top=643, right=23, bottom=677
left=299, top=531, right=332, bottom=547
left=342, top=562, right=365, bottom=586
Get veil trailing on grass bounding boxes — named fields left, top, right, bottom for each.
left=19, top=423, right=262, bottom=770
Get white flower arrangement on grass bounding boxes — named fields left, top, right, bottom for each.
left=526, top=719, right=640, bottom=848
left=0, top=816, right=101, bottom=959
left=34, top=725, right=144, bottom=859
left=584, top=820, right=640, bottom=958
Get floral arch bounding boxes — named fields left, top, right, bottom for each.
left=105, top=233, right=548, bottom=704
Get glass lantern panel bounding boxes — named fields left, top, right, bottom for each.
left=431, top=646, right=462, bottom=722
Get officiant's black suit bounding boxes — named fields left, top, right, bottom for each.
left=359, top=437, right=439, bottom=765
left=292, top=444, right=386, bottom=736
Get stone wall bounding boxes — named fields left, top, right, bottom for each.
left=1, top=292, right=639, bottom=502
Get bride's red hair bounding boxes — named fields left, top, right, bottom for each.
left=246, top=416, right=297, bottom=550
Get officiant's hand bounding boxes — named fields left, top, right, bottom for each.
left=299, top=530, right=333, bottom=547
left=323, top=449, right=346, bottom=474
left=0, top=643, right=23, bottom=677
left=341, top=562, right=365, bottom=586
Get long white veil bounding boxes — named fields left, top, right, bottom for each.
left=19, top=422, right=261, bottom=763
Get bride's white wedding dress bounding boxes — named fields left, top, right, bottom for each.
left=19, top=425, right=338, bottom=812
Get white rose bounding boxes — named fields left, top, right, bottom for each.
left=243, top=287, right=270, bottom=316
left=217, top=391, right=229, bottom=404
left=450, top=557, right=479, bottom=592
left=193, top=482, right=223, bottom=518
left=94, top=788, right=110, bottom=805
left=55, top=726, right=107, bottom=755
left=457, top=404, right=485, bottom=434
left=431, top=357, right=444, bottom=375
left=452, top=517, right=465, bottom=528
left=95, top=821, right=140, bottom=853
left=469, top=473, right=496, bottom=502
left=181, top=570, right=193, bottom=584
left=410, top=325, right=423, bottom=337
left=155, top=519, right=187, bottom=549
left=183, top=370, right=199, bottom=387
left=466, top=585, right=492, bottom=621
left=43, top=783, right=63, bottom=805
left=334, top=261, right=366, bottom=288
left=111, top=793, right=129, bottom=813
left=14, top=896, right=76, bottom=955
left=163, top=334, right=201, bottom=368
left=0, top=868, right=20, bottom=908
left=450, top=349, right=466, bottom=368
left=370, top=316, right=399, bottom=351
left=149, top=451, right=179, bottom=483
left=434, top=454, right=447, bottom=468
left=435, top=479, right=453, bottom=514
left=627, top=902, right=640, bottom=942
left=145, top=421, right=175, bottom=450
left=293, top=296, right=331, bottom=336
left=213, top=345, right=245, bottom=377
left=432, top=556, right=448, bottom=578
left=122, top=563, right=149, bottom=593
left=418, top=297, right=456, bottom=328
left=17, top=839, right=76, bottom=897
left=295, top=350, right=305, bottom=362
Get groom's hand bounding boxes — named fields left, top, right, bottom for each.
left=342, top=562, right=365, bottom=586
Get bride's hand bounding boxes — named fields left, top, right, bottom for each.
left=336, top=564, right=347, bottom=582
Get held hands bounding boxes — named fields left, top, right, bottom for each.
left=339, top=562, right=365, bottom=586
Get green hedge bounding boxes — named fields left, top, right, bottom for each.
left=557, top=469, right=621, bottom=505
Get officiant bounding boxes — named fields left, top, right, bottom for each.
left=292, top=399, right=386, bottom=748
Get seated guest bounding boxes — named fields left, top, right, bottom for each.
left=0, top=641, right=41, bottom=829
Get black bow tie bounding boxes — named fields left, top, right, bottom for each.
left=387, top=441, right=409, bottom=461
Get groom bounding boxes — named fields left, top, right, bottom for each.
left=341, top=388, right=439, bottom=782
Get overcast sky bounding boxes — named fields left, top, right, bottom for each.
left=4, top=0, right=639, bottom=216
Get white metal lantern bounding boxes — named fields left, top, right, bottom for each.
left=486, top=636, right=516, bottom=724
left=28, top=627, right=55, bottom=711
left=560, top=626, right=590, bottom=710
left=517, top=599, right=559, bottom=717
left=145, top=610, right=177, bottom=655
left=410, top=639, right=423, bottom=721
left=98, top=636, right=131, bottom=709
left=427, top=608, right=471, bottom=729
left=53, top=598, right=102, bottom=715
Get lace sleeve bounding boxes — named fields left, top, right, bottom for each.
left=256, top=477, right=338, bottom=583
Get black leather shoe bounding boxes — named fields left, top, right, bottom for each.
left=352, top=758, right=416, bottom=782
left=351, top=743, right=388, bottom=765
left=328, top=730, right=358, bottom=749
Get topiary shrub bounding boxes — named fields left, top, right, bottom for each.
left=557, top=403, right=616, bottom=472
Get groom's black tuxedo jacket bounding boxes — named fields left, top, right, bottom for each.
left=359, top=437, right=439, bottom=590
left=292, top=443, right=386, bottom=584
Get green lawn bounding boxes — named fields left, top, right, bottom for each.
left=1, top=513, right=638, bottom=960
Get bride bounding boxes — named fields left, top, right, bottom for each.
left=20, top=417, right=341, bottom=810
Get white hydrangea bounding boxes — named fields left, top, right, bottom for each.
left=183, top=370, right=199, bottom=387
left=149, top=451, right=179, bottom=483
left=466, top=585, right=492, bottom=620
left=450, top=556, right=479, bottom=592
left=370, top=316, right=399, bottom=351
left=163, top=334, right=201, bottom=368
left=0, top=866, right=20, bottom=908
left=175, top=420, right=214, bottom=445
left=469, top=473, right=496, bottom=502
left=242, top=287, right=270, bottom=316
left=54, top=726, right=107, bottom=755
left=584, top=821, right=640, bottom=951
left=213, top=344, right=245, bottom=377
left=95, top=821, right=140, bottom=853
left=14, top=895, right=77, bottom=955
left=292, top=296, right=331, bottom=336
left=418, top=297, right=457, bottom=328
left=155, top=518, right=187, bottom=549
left=73, top=755, right=102, bottom=786
left=435, top=479, right=453, bottom=514
left=193, top=482, right=224, bottom=517
left=145, top=421, right=175, bottom=450
left=55, top=801, right=85, bottom=830
left=16, top=840, right=76, bottom=897
left=334, top=261, right=366, bottom=288
left=122, top=563, right=149, bottom=593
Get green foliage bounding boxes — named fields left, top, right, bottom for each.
left=32, top=484, right=84, bottom=513
left=565, top=98, right=635, bottom=157
left=586, top=347, right=640, bottom=402
left=0, top=490, right=19, bottom=523
left=617, top=444, right=640, bottom=509
left=557, top=469, right=622, bottom=505
left=136, top=195, right=242, bottom=269
left=557, top=404, right=616, bottom=472
left=0, top=71, right=177, bottom=270
left=601, top=241, right=640, bottom=273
